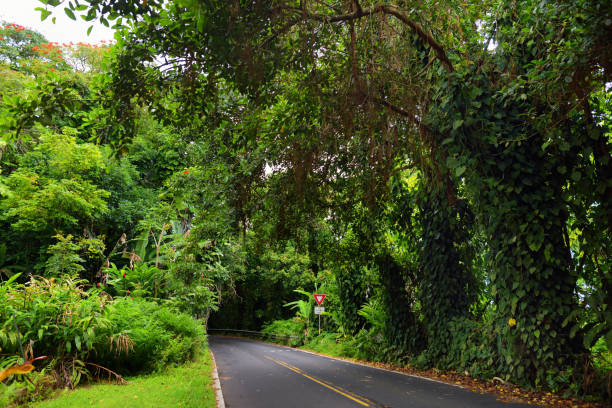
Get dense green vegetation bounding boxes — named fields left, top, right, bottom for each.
left=0, top=21, right=216, bottom=406
left=29, top=351, right=216, bottom=408
left=1, top=0, right=611, bottom=404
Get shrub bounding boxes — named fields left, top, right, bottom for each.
left=0, top=275, right=115, bottom=404
left=0, top=274, right=205, bottom=405
left=262, top=319, right=304, bottom=346
left=98, top=298, right=205, bottom=373
left=0, top=275, right=114, bottom=363
left=104, top=262, right=167, bottom=299
left=304, top=332, right=349, bottom=357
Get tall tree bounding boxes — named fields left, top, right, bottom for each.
left=43, top=0, right=611, bottom=388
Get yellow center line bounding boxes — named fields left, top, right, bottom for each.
left=264, top=355, right=372, bottom=407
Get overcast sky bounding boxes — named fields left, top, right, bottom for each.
left=0, top=0, right=116, bottom=44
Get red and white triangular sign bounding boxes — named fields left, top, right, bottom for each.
left=313, top=294, right=326, bottom=306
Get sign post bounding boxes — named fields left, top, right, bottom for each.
left=313, top=294, right=326, bottom=335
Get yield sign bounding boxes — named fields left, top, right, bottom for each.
left=313, top=293, right=326, bottom=306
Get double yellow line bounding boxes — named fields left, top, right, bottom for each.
left=264, top=355, right=374, bottom=407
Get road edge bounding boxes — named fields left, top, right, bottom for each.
left=209, top=347, right=226, bottom=408
left=209, top=335, right=608, bottom=407
left=209, top=334, right=462, bottom=388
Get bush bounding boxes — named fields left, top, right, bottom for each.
left=262, top=319, right=304, bottom=346
left=93, top=298, right=205, bottom=374
left=304, top=332, right=350, bottom=357
left=0, top=275, right=205, bottom=405
left=0, top=275, right=115, bottom=404
left=0, top=275, right=115, bottom=363
left=104, top=262, right=167, bottom=299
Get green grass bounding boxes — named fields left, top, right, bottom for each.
left=27, top=351, right=217, bottom=408
left=302, top=332, right=356, bottom=359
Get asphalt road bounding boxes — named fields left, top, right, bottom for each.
left=209, top=336, right=531, bottom=408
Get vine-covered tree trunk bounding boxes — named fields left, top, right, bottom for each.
left=376, top=253, right=424, bottom=355
left=417, top=184, right=476, bottom=363
left=440, top=71, right=584, bottom=384
left=335, top=267, right=367, bottom=335
left=478, top=140, right=580, bottom=384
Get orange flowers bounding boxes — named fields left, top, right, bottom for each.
left=4, top=23, right=26, bottom=31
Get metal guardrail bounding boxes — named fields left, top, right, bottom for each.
left=207, top=328, right=299, bottom=340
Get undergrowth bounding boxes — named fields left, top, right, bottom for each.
left=28, top=350, right=216, bottom=408
left=0, top=275, right=206, bottom=406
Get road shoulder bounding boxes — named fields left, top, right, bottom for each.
left=209, top=347, right=226, bottom=408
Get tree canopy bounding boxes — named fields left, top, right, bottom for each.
left=0, top=0, right=610, bottom=403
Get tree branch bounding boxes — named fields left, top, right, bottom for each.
left=285, top=3, right=453, bottom=72
left=258, top=18, right=301, bottom=49
left=312, top=0, right=342, bottom=13
left=367, top=94, right=432, bottom=135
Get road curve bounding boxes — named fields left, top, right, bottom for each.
left=208, top=336, right=531, bottom=408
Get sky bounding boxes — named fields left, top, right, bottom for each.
left=0, top=0, right=116, bottom=44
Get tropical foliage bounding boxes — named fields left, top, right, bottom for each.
left=0, top=0, right=610, bottom=404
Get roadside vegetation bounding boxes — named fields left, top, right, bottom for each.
left=0, top=21, right=220, bottom=406
left=1, top=0, right=611, bottom=405
left=29, top=351, right=216, bottom=408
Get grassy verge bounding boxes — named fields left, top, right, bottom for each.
left=27, top=350, right=216, bottom=408
left=302, top=332, right=350, bottom=357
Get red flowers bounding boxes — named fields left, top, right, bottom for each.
left=4, top=23, right=26, bottom=31
left=122, top=272, right=126, bottom=278
left=184, top=170, right=189, bottom=174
